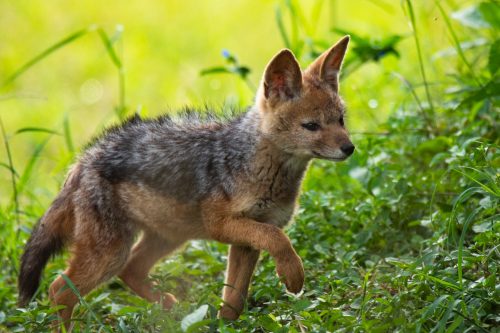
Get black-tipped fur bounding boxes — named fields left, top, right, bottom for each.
left=18, top=216, right=64, bottom=306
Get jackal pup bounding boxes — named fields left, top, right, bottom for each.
left=19, top=36, right=354, bottom=326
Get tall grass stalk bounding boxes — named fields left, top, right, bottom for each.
left=275, top=0, right=307, bottom=57
left=15, top=136, right=52, bottom=204
left=63, top=113, right=74, bottom=153
left=0, top=117, right=19, bottom=226
left=435, top=1, right=482, bottom=87
left=1, top=27, right=92, bottom=88
left=2, top=24, right=127, bottom=119
left=276, top=5, right=292, bottom=50
left=97, top=26, right=127, bottom=119
left=457, top=207, right=481, bottom=290
left=392, top=72, right=425, bottom=114
left=404, top=0, right=435, bottom=127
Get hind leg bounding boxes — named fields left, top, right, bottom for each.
left=119, top=231, right=183, bottom=309
left=49, top=232, right=133, bottom=331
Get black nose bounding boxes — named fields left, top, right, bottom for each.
left=341, top=143, right=355, bottom=156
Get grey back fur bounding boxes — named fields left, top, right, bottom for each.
left=84, top=108, right=262, bottom=202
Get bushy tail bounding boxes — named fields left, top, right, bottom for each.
left=18, top=165, right=80, bottom=307
left=18, top=215, right=65, bottom=306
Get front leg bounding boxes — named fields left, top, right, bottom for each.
left=202, top=199, right=304, bottom=295
left=219, top=245, right=260, bottom=320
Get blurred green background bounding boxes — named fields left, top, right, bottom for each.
left=0, top=0, right=471, bottom=206
left=1, top=2, right=498, bottom=332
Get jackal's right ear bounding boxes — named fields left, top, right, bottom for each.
left=262, top=49, right=302, bottom=101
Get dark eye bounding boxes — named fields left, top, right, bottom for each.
left=301, top=122, right=321, bottom=131
left=339, top=116, right=344, bottom=127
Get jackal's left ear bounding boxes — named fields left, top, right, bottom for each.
left=262, top=49, right=302, bottom=101
left=306, top=36, right=350, bottom=93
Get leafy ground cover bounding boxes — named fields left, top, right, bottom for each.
left=0, top=1, right=498, bottom=332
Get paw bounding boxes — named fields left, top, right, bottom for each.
left=160, top=292, right=178, bottom=310
left=275, top=252, right=304, bottom=294
left=218, top=304, right=241, bottom=320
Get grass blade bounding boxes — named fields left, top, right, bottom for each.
left=97, top=27, right=122, bottom=68
left=309, top=0, right=324, bottom=36
left=2, top=27, right=93, bottom=88
left=435, top=1, right=482, bottom=86
left=453, top=167, right=499, bottom=197
left=2, top=24, right=127, bottom=120
left=392, top=72, right=425, bottom=116
left=447, top=186, right=482, bottom=246
left=63, top=113, right=74, bottom=153
left=14, top=127, right=60, bottom=136
left=276, top=5, right=291, bottom=49
left=9, top=129, right=57, bottom=225
left=16, top=136, right=52, bottom=198
left=457, top=207, right=482, bottom=289
left=436, top=298, right=461, bottom=333
left=404, top=0, right=435, bottom=125
left=451, top=310, right=490, bottom=333
left=419, top=274, right=462, bottom=291
left=285, top=0, right=300, bottom=54
left=416, top=295, right=450, bottom=333
left=0, top=162, right=19, bottom=178
left=59, top=274, right=111, bottom=333
left=97, top=26, right=127, bottom=119
left=0, top=117, right=19, bottom=225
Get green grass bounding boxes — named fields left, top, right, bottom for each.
left=0, top=0, right=499, bottom=332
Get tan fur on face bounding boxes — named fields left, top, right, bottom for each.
left=256, top=35, right=352, bottom=161
left=257, top=79, right=352, bottom=160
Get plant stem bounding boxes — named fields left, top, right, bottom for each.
left=0, top=117, right=19, bottom=226
left=435, top=1, right=483, bottom=87
left=1, top=27, right=92, bottom=88
left=405, top=0, right=435, bottom=128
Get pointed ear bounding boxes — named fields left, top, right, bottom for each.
left=306, top=35, right=350, bottom=93
left=262, top=49, right=302, bottom=101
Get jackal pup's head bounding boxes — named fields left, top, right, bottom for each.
left=257, top=36, right=354, bottom=161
